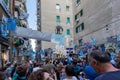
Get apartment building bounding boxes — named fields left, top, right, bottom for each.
left=0, top=0, right=11, bottom=66
left=37, top=0, right=74, bottom=50
left=14, top=0, right=30, bottom=62
left=73, top=0, right=120, bottom=46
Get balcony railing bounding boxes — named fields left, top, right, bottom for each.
left=0, top=0, right=11, bottom=16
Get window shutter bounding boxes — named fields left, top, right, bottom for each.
left=80, top=9, right=83, bottom=16
left=76, top=27, right=78, bottom=33
left=4, top=0, right=8, bottom=5
left=81, top=23, right=84, bottom=30
left=66, top=6, right=70, bottom=11
left=75, top=15, right=78, bottom=20
left=56, top=16, right=60, bottom=22
left=67, top=29, right=70, bottom=35
left=67, top=17, right=70, bottom=23
left=77, top=0, right=80, bottom=4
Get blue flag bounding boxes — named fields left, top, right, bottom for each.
left=7, top=17, right=17, bottom=31
left=90, top=37, right=97, bottom=46
left=78, top=51, right=84, bottom=57
left=40, top=50, right=44, bottom=54
left=13, top=48, right=17, bottom=53
left=3, top=23, right=7, bottom=32
left=31, top=51, right=36, bottom=54
left=2, top=23, right=8, bottom=37
left=27, top=50, right=35, bottom=55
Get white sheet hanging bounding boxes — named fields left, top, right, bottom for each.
left=14, top=27, right=52, bottom=41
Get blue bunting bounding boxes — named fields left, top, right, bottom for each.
left=13, top=48, right=17, bottom=53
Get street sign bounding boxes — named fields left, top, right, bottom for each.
left=66, top=48, right=73, bottom=54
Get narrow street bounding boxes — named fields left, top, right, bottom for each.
left=0, top=0, right=120, bottom=80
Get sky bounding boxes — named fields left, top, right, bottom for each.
left=26, top=0, right=37, bottom=51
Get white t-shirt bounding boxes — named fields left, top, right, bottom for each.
left=33, top=67, right=40, bottom=72
left=63, top=76, right=77, bottom=80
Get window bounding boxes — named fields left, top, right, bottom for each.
left=67, top=29, right=70, bottom=35
left=76, top=0, right=80, bottom=4
left=67, top=17, right=70, bottom=23
left=66, top=6, right=70, bottom=11
left=75, top=9, right=83, bottom=21
left=80, top=9, right=83, bottom=16
left=76, top=27, right=78, bottom=33
left=56, top=4, right=61, bottom=11
left=78, top=25, right=81, bottom=32
left=4, top=0, right=9, bottom=5
left=56, top=16, right=60, bottom=22
left=75, top=14, right=78, bottom=20
left=76, top=22, right=84, bottom=33
left=81, top=22, right=84, bottom=30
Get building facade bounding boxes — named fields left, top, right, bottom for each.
left=37, top=0, right=74, bottom=50
left=14, top=0, right=30, bottom=62
left=0, top=0, right=12, bottom=67
left=0, top=0, right=29, bottom=66
left=73, top=0, right=120, bottom=47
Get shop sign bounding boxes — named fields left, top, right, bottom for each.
left=66, top=48, right=73, bottom=54
left=66, top=48, right=73, bottom=50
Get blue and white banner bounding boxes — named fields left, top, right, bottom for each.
left=14, top=27, right=52, bottom=41
left=51, top=33, right=65, bottom=45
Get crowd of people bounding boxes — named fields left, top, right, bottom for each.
left=0, top=48, right=120, bottom=80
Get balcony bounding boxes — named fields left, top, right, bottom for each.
left=15, top=0, right=21, bottom=7
left=15, top=6, right=21, bottom=16
left=0, top=0, right=11, bottom=16
left=20, top=20, right=28, bottom=28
